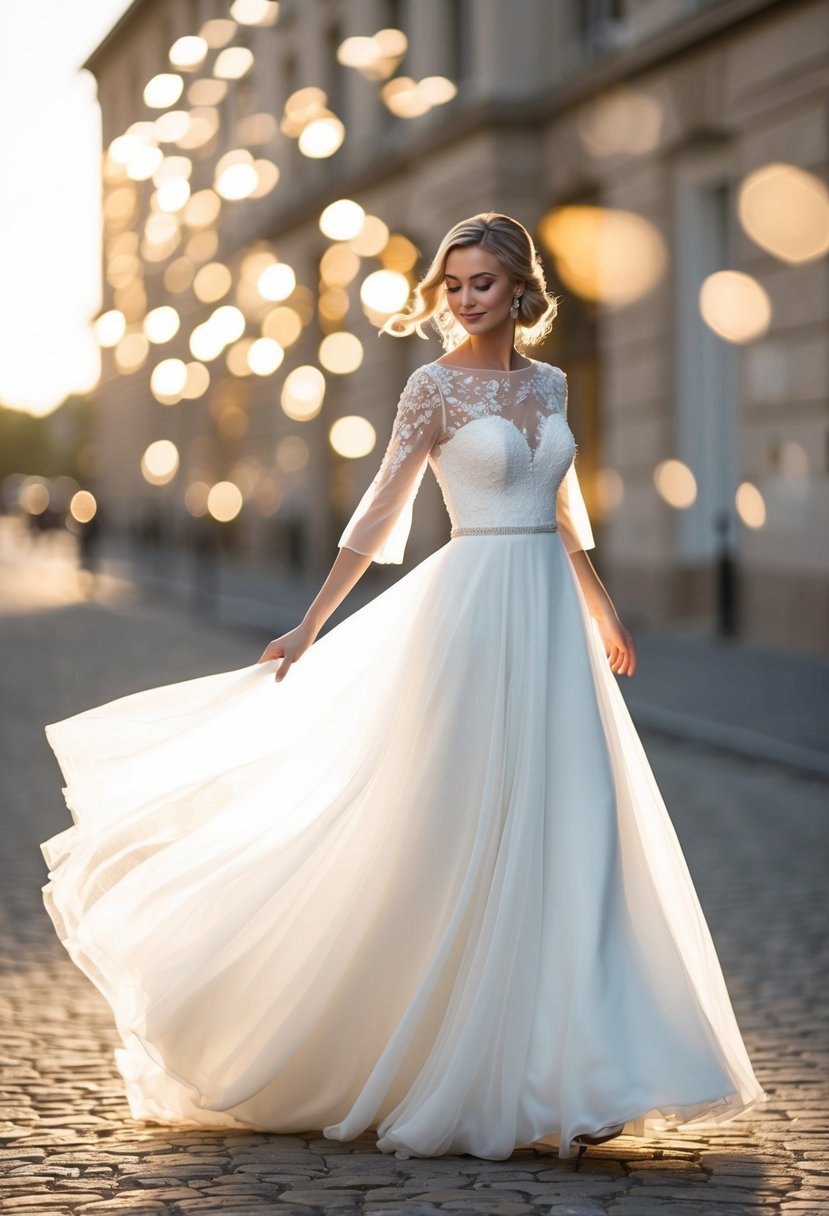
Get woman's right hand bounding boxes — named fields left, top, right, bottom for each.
left=257, top=618, right=319, bottom=682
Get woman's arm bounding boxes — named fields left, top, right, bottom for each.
left=567, top=549, right=637, bottom=677
left=258, top=366, right=444, bottom=682
left=258, top=547, right=373, bottom=681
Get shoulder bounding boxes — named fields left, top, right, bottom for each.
left=530, top=358, right=565, bottom=380
left=402, top=362, right=444, bottom=398
left=528, top=359, right=567, bottom=391
left=394, top=363, right=443, bottom=416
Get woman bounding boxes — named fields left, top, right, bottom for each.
left=41, top=212, right=767, bottom=1162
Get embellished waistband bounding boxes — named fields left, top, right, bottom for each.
left=450, top=523, right=559, bottom=537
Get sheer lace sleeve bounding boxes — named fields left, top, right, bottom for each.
left=556, top=372, right=596, bottom=554
left=338, top=366, right=445, bottom=564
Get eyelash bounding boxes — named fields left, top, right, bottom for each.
left=446, top=283, right=492, bottom=293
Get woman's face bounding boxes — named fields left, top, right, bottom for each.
left=443, top=245, right=522, bottom=338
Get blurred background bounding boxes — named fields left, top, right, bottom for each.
left=1, top=0, right=827, bottom=655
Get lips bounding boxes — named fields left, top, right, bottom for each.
left=462, top=313, right=485, bottom=320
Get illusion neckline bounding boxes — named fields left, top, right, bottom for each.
left=430, top=358, right=537, bottom=376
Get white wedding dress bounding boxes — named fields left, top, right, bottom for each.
left=40, top=357, right=768, bottom=1161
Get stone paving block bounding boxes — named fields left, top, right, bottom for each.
left=442, top=1204, right=538, bottom=1215
left=606, top=1202, right=750, bottom=1216
left=364, top=1206, right=444, bottom=1216
left=73, top=1205, right=172, bottom=1215
left=0, top=1197, right=98, bottom=1209
left=545, top=1204, right=609, bottom=1216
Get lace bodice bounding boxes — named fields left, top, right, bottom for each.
left=338, top=358, right=595, bottom=564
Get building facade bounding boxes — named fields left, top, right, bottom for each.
left=85, top=0, right=829, bottom=653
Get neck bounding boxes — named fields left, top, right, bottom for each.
left=456, top=329, right=522, bottom=372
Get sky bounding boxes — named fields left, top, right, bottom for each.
left=0, top=0, right=134, bottom=416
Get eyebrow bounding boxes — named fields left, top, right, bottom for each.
left=444, top=271, right=496, bottom=280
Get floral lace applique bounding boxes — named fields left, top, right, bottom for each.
left=426, top=362, right=566, bottom=454
left=379, top=366, right=445, bottom=478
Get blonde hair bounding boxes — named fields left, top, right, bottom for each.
left=381, top=212, right=559, bottom=352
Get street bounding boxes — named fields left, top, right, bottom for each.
left=1, top=543, right=827, bottom=1216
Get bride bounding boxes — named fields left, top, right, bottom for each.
left=41, top=212, right=767, bottom=1161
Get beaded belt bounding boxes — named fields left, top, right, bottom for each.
left=450, top=523, right=559, bottom=537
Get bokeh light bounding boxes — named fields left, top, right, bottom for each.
left=94, top=309, right=126, bottom=348
left=126, top=144, right=163, bottom=182
left=143, top=306, right=181, bottom=344
left=215, top=150, right=259, bottom=200
left=337, top=28, right=407, bottom=81
left=210, top=305, right=246, bottom=344
left=699, top=271, right=771, bottom=344
left=188, top=78, right=227, bottom=106
left=169, top=35, right=208, bottom=70
left=257, top=262, right=296, bottom=301
left=248, top=338, right=285, bottom=375
left=262, top=307, right=303, bottom=347
left=141, top=439, right=180, bottom=485
left=214, top=47, right=254, bottom=81
left=187, top=230, right=219, bottom=262
left=154, top=155, right=192, bottom=185
left=738, top=163, right=829, bottom=264
left=329, top=416, right=377, bottom=458
left=176, top=108, right=220, bottom=150
left=150, top=358, right=188, bottom=401
left=736, top=481, right=766, bottom=528
left=319, top=331, right=364, bottom=374
left=184, top=481, right=210, bottom=517
left=654, top=459, right=697, bottom=509
left=144, top=73, right=184, bottom=108
left=576, top=86, right=664, bottom=158
left=379, top=233, right=417, bottom=270
left=155, top=178, right=191, bottom=212
left=115, top=331, right=150, bottom=372
left=230, top=0, right=279, bottom=26
left=298, top=114, right=345, bottom=159
left=200, top=18, right=237, bottom=48
left=360, top=269, right=411, bottom=314
left=226, top=338, right=255, bottom=377
left=538, top=205, right=666, bottom=306
left=350, top=215, right=389, bottom=257
left=184, top=188, right=222, bottom=229
left=320, top=244, right=361, bottom=287
left=165, top=257, right=196, bottom=293
left=19, top=477, right=50, bottom=515
left=281, top=366, right=326, bottom=420
left=194, top=262, right=233, bottom=303
left=182, top=362, right=211, bottom=398
left=207, top=480, right=243, bottom=521
left=154, top=112, right=191, bottom=143
left=320, top=199, right=365, bottom=240
left=250, top=160, right=280, bottom=197
left=69, top=491, right=97, bottom=524
left=276, top=435, right=309, bottom=472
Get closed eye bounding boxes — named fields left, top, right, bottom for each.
left=446, top=284, right=492, bottom=293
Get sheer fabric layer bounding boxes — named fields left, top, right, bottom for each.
left=42, top=531, right=767, bottom=1160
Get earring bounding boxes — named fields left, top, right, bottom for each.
left=510, top=294, right=522, bottom=319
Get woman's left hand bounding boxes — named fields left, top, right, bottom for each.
left=594, top=609, right=637, bottom=677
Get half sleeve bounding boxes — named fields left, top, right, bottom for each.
left=338, top=366, right=444, bottom=564
left=556, top=372, right=596, bottom=554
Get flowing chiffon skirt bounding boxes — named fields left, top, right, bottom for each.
left=40, top=532, right=768, bottom=1160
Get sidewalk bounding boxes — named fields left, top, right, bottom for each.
left=91, top=531, right=829, bottom=780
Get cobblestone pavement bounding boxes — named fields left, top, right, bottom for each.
left=1, top=552, right=827, bottom=1215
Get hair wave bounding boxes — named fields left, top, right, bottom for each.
left=380, top=212, right=559, bottom=352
